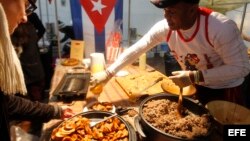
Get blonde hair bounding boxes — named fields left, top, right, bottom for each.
left=0, top=4, right=27, bottom=95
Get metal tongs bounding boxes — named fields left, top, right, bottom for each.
left=90, top=107, right=131, bottom=127
left=90, top=113, right=118, bottom=127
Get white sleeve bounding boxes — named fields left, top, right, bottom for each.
left=107, top=19, right=169, bottom=74
left=202, top=14, right=250, bottom=86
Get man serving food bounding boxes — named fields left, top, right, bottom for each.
left=90, top=0, right=250, bottom=107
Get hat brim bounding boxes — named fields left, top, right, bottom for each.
left=150, top=0, right=179, bottom=8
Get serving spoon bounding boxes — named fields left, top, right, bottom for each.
left=177, top=87, right=184, bottom=117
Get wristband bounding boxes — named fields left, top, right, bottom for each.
left=189, top=71, right=195, bottom=84
left=196, top=70, right=199, bottom=84
left=193, top=70, right=200, bottom=84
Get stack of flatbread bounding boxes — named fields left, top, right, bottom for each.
left=115, top=71, right=179, bottom=98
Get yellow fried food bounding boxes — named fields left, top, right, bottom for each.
left=51, top=116, right=129, bottom=141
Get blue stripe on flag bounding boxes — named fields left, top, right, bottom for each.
left=115, top=0, right=123, bottom=30
left=70, top=0, right=83, bottom=40
left=94, top=30, right=105, bottom=52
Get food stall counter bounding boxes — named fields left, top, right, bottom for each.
left=39, top=60, right=161, bottom=141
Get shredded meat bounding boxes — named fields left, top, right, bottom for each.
left=142, top=99, right=211, bottom=139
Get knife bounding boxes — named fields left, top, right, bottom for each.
left=137, top=77, right=163, bottom=94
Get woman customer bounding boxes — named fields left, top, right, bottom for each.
left=0, top=0, right=74, bottom=140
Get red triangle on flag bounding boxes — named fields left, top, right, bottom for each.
left=80, top=0, right=117, bottom=33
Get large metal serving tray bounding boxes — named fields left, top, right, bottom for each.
left=52, top=72, right=91, bottom=97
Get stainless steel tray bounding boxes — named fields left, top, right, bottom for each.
left=50, top=111, right=137, bottom=141
left=52, top=72, right=90, bottom=96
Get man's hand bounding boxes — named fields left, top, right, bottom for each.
left=168, top=71, right=192, bottom=88
left=90, top=71, right=109, bottom=87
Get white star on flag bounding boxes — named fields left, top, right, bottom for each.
left=91, top=0, right=107, bottom=15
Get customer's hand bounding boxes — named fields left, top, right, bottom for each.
left=60, top=105, right=75, bottom=120
left=168, top=71, right=192, bottom=88
left=90, top=71, right=109, bottom=87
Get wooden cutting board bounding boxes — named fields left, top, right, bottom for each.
left=115, top=71, right=175, bottom=99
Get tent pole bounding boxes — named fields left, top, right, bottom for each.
left=239, top=3, right=248, bottom=33
left=38, top=0, right=45, bottom=46
left=45, top=0, right=49, bottom=23
left=128, top=0, right=131, bottom=46
left=54, top=0, right=62, bottom=60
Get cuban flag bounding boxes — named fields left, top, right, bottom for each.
left=70, top=0, right=123, bottom=58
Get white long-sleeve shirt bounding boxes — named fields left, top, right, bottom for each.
left=107, top=8, right=250, bottom=89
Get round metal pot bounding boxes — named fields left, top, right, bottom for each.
left=206, top=100, right=250, bottom=134
left=50, top=111, right=137, bottom=141
left=136, top=93, right=214, bottom=141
